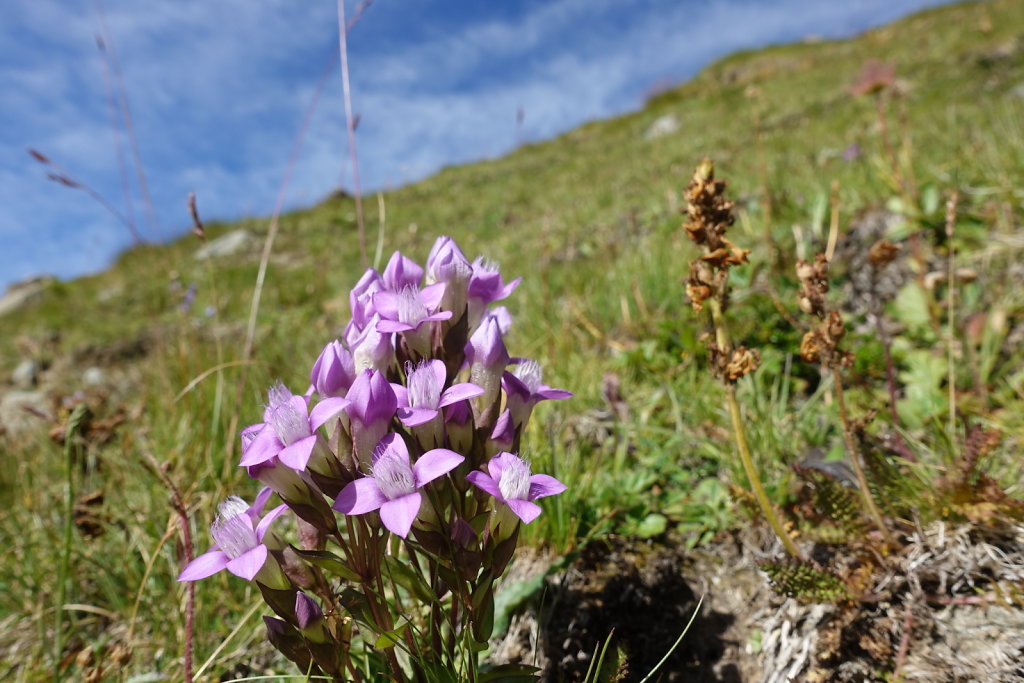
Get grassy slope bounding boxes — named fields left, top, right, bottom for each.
left=2, top=0, right=1023, bottom=677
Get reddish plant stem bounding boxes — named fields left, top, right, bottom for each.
left=892, top=602, right=914, bottom=681
left=94, top=0, right=161, bottom=240
left=145, top=453, right=194, bottom=683
left=95, top=35, right=140, bottom=245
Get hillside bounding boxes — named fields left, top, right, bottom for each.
left=2, top=0, right=1024, bottom=679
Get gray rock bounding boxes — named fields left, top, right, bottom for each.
left=194, top=229, right=257, bottom=260
left=644, top=113, right=680, bottom=140
left=0, top=276, right=54, bottom=317
left=83, top=367, right=105, bottom=386
left=0, top=390, right=48, bottom=437
left=11, top=360, right=38, bottom=389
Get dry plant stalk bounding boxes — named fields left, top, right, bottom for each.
left=795, top=251, right=894, bottom=548
left=684, top=158, right=802, bottom=559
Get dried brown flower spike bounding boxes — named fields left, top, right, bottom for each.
left=683, top=159, right=800, bottom=559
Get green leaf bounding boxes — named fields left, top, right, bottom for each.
left=478, top=664, right=541, bottom=683
left=920, top=183, right=940, bottom=216
left=373, top=620, right=409, bottom=649
left=898, top=349, right=947, bottom=429
left=890, top=282, right=933, bottom=335
left=635, top=513, right=668, bottom=539
left=492, top=570, right=547, bottom=636
left=288, top=546, right=360, bottom=582
left=383, top=555, right=436, bottom=605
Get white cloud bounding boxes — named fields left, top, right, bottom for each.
left=0, top=0, right=956, bottom=291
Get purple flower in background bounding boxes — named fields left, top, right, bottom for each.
left=309, top=340, right=356, bottom=398
left=333, top=433, right=463, bottom=538
left=502, top=360, right=573, bottom=431
left=345, top=369, right=398, bottom=466
left=392, top=360, right=483, bottom=428
left=466, top=452, right=566, bottom=524
left=842, top=143, right=861, bottom=162
left=382, top=251, right=424, bottom=292
left=467, top=257, right=520, bottom=330
left=178, top=488, right=287, bottom=581
left=240, top=384, right=349, bottom=471
left=179, top=282, right=198, bottom=313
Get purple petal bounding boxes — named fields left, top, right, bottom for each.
left=391, top=384, right=409, bottom=408
left=379, top=493, right=422, bottom=538
left=422, top=310, right=454, bottom=323
left=498, top=277, right=522, bottom=299
left=419, top=282, right=447, bottom=311
left=371, top=291, right=399, bottom=319
left=466, top=471, right=502, bottom=500
left=255, top=503, right=289, bottom=542
left=398, top=406, right=439, bottom=427
left=248, top=487, right=274, bottom=519
left=438, top=382, right=485, bottom=407
left=427, top=360, right=447, bottom=388
left=295, top=591, right=324, bottom=629
left=501, top=372, right=531, bottom=401
left=177, top=549, right=229, bottom=581
left=376, top=319, right=415, bottom=333
left=226, top=544, right=269, bottom=581
left=309, top=396, right=350, bottom=431
left=490, top=409, right=514, bottom=442
left=239, top=428, right=284, bottom=467
left=278, top=435, right=317, bottom=471
left=345, top=370, right=398, bottom=426
left=537, top=386, right=574, bottom=401
left=334, top=477, right=387, bottom=515
left=382, top=251, right=424, bottom=292
left=412, top=448, right=464, bottom=486
left=528, top=474, right=567, bottom=500
left=505, top=498, right=543, bottom=525
left=487, top=452, right=517, bottom=483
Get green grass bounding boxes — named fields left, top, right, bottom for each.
left=2, top=0, right=1024, bottom=678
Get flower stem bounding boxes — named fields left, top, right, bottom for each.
left=708, top=299, right=801, bottom=559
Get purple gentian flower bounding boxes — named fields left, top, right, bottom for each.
left=178, top=488, right=287, bottom=581
left=333, top=433, right=463, bottom=538
left=240, top=383, right=349, bottom=471
left=309, top=340, right=356, bottom=398
left=382, top=250, right=424, bottom=292
left=467, top=257, right=520, bottom=330
left=502, top=360, right=573, bottom=432
left=392, top=360, right=483, bottom=428
left=486, top=409, right=514, bottom=457
left=349, top=268, right=384, bottom=331
left=345, top=369, right=398, bottom=467
left=426, top=236, right=472, bottom=315
left=350, top=314, right=394, bottom=373
left=466, top=315, right=510, bottom=411
left=466, top=452, right=566, bottom=524
left=373, top=284, right=453, bottom=334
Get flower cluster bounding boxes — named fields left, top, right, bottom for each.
left=179, top=236, right=570, bottom=680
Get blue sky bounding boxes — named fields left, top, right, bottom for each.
left=1, top=0, right=958, bottom=292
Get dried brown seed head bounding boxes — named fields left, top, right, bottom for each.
left=867, top=239, right=901, bottom=266
left=800, top=331, right=820, bottom=363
